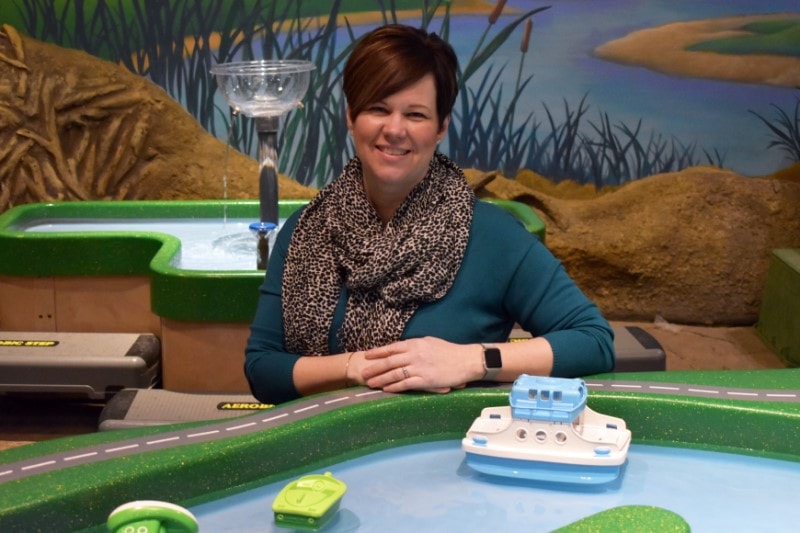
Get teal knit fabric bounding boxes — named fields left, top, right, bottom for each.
left=245, top=200, right=614, bottom=404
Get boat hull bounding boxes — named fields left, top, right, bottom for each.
left=464, top=452, right=625, bottom=484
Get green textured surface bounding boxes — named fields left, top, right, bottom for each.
left=593, top=367, right=798, bottom=389
left=553, top=505, right=690, bottom=532
left=757, top=249, right=800, bottom=367
left=0, top=199, right=545, bottom=322
left=0, top=369, right=799, bottom=531
left=487, top=198, right=546, bottom=243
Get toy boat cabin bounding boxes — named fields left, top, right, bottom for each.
left=462, top=375, right=631, bottom=484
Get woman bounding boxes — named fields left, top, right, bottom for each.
left=245, top=24, right=614, bottom=404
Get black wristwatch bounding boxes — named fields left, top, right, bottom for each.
left=481, top=343, right=502, bottom=380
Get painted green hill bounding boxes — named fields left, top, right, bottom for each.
left=688, top=17, right=800, bottom=58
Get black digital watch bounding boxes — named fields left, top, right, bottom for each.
left=481, top=343, right=502, bottom=380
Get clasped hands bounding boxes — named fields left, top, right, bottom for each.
left=347, top=336, right=483, bottom=394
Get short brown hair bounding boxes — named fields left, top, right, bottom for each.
left=343, top=24, right=459, bottom=130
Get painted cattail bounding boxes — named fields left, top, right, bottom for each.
left=521, top=19, right=533, bottom=53
left=489, top=0, right=507, bottom=25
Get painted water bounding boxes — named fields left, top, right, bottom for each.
left=442, top=0, right=799, bottom=177
left=191, top=440, right=800, bottom=532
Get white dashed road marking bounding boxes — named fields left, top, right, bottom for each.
left=1, top=383, right=797, bottom=484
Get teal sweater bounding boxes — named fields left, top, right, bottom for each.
left=245, top=200, right=614, bottom=404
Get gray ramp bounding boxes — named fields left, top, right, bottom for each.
left=99, top=389, right=272, bottom=431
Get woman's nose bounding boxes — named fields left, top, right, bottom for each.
left=382, top=112, right=407, bottom=138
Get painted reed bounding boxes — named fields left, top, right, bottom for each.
left=749, top=94, right=800, bottom=164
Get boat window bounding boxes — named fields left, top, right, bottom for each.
left=541, top=390, right=550, bottom=401
left=555, top=432, right=567, bottom=444
left=553, top=391, right=562, bottom=402
left=528, top=389, right=538, bottom=400
left=516, top=428, right=528, bottom=441
left=535, top=430, right=547, bottom=442
left=606, top=423, right=618, bottom=429
left=490, top=413, right=501, bottom=419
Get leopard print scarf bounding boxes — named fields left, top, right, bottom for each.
left=282, top=153, right=474, bottom=355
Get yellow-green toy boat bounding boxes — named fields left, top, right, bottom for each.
left=272, top=471, right=347, bottom=531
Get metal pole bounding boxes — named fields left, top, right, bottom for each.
left=253, top=115, right=280, bottom=270
left=256, top=116, right=280, bottom=225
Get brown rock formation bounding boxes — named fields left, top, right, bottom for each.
left=474, top=167, right=800, bottom=325
left=0, top=24, right=314, bottom=212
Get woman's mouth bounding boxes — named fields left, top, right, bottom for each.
left=377, top=145, right=411, bottom=156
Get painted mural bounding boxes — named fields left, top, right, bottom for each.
left=1, top=0, right=798, bottom=189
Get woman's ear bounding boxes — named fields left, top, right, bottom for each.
left=438, top=114, right=451, bottom=140
left=346, top=106, right=354, bottom=132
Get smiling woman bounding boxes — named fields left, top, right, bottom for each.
left=244, top=24, right=615, bottom=405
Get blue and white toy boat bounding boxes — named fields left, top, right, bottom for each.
left=462, top=375, right=631, bottom=484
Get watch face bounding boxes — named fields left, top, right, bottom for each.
left=484, top=347, right=502, bottom=369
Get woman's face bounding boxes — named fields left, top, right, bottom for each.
left=347, top=74, right=449, bottom=205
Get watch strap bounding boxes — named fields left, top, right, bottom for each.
left=481, top=343, right=502, bottom=381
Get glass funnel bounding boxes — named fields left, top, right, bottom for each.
left=210, top=60, right=315, bottom=117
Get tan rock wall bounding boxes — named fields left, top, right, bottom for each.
left=0, top=25, right=314, bottom=212
left=477, top=167, right=800, bottom=325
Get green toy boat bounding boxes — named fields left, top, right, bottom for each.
left=272, top=471, right=347, bottom=531
left=107, top=500, right=198, bottom=533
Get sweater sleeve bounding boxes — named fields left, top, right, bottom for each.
left=468, top=202, right=614, bottom=377
left=244, top=211, right=303, bottom=404
left=490, top=207, right=615, bottom=377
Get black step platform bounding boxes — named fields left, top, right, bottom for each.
left=0, top=332, right=160, bottom=400
left=610, top=325, right=667, bottom=372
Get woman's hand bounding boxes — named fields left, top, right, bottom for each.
left=360, top=337, right=484, bottom=393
